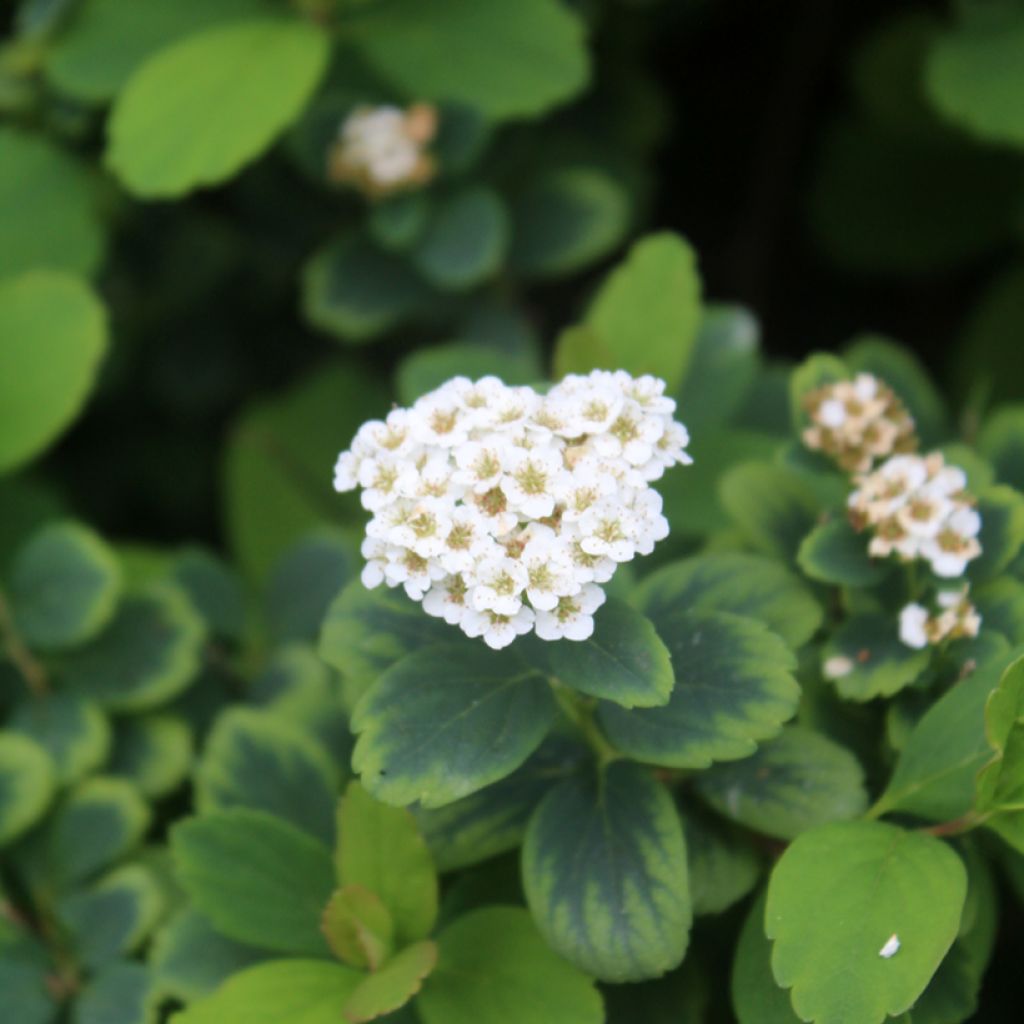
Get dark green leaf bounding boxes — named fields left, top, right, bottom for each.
left=979, top=404, right=1024, bottom=492
left=0, top=733, right=55, bottom=847
left=821, top=613, right=930, bottom=701
left=7, top=692, right=109, bottom=786
left=171, top=547, right=246, bottom=642
left=72, top=961, right=157, bottom=1024
left=967, top=485, right=1024, bottom=584
left=683, top=804, right=762, bottom=916
left=109, top=712, right=193, bottom=800
left=797, top=518, right=890, bottom=588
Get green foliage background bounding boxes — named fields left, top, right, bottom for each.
left=3, top=1, right=1024, bottom=1022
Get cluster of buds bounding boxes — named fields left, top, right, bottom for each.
left=847, top=452, right=981, bottom=578
left=334, top=372, right=692, bottom=649
left=802, top=373, right=916, bottom=473
left=327, top=103, right=438, bottom=198
left=899, top=587, right=981, bottom=649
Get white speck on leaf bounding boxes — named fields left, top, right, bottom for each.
left=879, top=934, right=900, bottom=958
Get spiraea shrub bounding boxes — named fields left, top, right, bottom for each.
left=4, top=2, right=1024, bottom=1023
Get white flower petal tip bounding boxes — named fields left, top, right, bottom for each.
left=879, top=934, right=900, bottom=959
left=334, top=371, right=692, bottom=647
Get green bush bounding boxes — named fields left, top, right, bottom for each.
left=3, top=2, right=1024, bottom=1023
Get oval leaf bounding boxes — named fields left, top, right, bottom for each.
left=0, top=734, right=56, bottom=847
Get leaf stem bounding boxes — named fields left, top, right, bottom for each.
left=919, top=811, right=989, bottom=838
left=0, top=589, right=49, bottom=696
left=549, top=679, right=619, bottom=766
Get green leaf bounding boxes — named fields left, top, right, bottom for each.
left=60, top=582, right=205, bottom=712
left=797, top=518, right=890, bottom=588
left=57, top=861, right=167, bottom=968
left=0, top=127, right=104, bottom=279
left=926, top=10, right=1024, bottom=149
left=417, top=907, right=603, bottom=1024
left=321, top=886, right=394, bottom=970
left=694, top=726, right=868, bottom=840
left=765, top=821, right=967, bottom=1024
left=967, top=485, right=1024, bottom=584
left=683, top=805, right=762, bottom=917
left=224, top=360, right=388, bottom=581
left=0, top=929, right=58, bottom=1024
left=196, top=707, right=338, bottom=846
left=173, top=959, right=362, bottom=1024
left=265, top=531, right=355, bottom=645
left=302, top=234, right=434, bottom=344
left=172, top=809, right=335, bottom=957
left=523, top=762, right=690, bottom=982
left=337, top=781, right=439, bottom=944
left=0, top=733, right=56, bottom=847
left=44, top=0, right=273, bottom=104
left=343, top=940, right=437, bottom=1023
left=789, top=352, right=849, bottom=433
left=151, top=909, right=267, bottom=1003
left=412, top=734, right=586, bottom=872
left=632, top=551, right=823, bottom=650
left=538, top=598, right=673, bottom=708
left=43, top=777, right=151, bottom=889
left=974, top=577, right=1024, bottom=645
left=976, top=655, right=1024, bottom=851
left=412, top=187, right=509, bottom=292
left=0, top=271, right=107, bottom=475
left=368, top=193, right=432, bottom=253
left=720, top=462, right=821, bottom=562
left=109, top=713, right=194, bottom=800
left=979, top=404, right=1024, bottom=492
left=319, top=582, right=454, bottom=706
left=8, top=520, right=121, bottom=650
left=107, top=19, right=330, bottom=198
left=821, top=613, right=930, bottom=701
left=553, top=233, right=702, bottom=391
left=598, top=610, right=800, bottom=770
left=350, top=0, right=589, bottom=120
left=351, top=643, right=555, bottom=808
left=731, top=891, right=800, bottom=1024
left=509, top=167, right=631, bottom=279
left=171, top=547, right=246, bottom=643
left=875, top=656, right=1007, bottom=822
left=73, top=961, right=157, bottom=1024
left=7, top=693, right=110, bottom=786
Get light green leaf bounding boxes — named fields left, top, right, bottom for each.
left=683, top=805, right=762, bottom=917
left=732, top=891, right=800, bottom=1024
left=598, top=610, right=800, bottom=770
left=523, top=762, right=691, bottom=982
left=109, top=713, right=193, bottom=800
left=343, top=940, right=437, bottom=1023
left=633, top=551, right=822, bottom=649
left=553, top=232, right=702, bottom=391
left=0, top=127, right=104, bottom=279
left=337, top=781, right=439, bottom=944
left=59, top=582, right=205, bottom=712
left=151, top=909, right=267, bottom=1003
left=0, top=733, right=56, bottom=847
left=0, top=271, right=107, bottom=475
left=44, top=0, right=273, bottom=104
left=351, top=643, right=555, bottom=808
left=509, top=167, right=630, bottom=279
left=797, top=518, right=890, bottom=588
left=196, top=707, right=338, bottom=846
left=539, top=598, right=673, bottom=708
left=417, top=907, right=603, bottom=1024
left=107, top=19, right=330, bottom=197
left=172, top=809, right=335, bottom=957
left=412, top=187, right=509, bottom=292
left=7, top=693, right=110, bottom=786
left=224, top=361, right=388, bottom=581
left=926, top=10, right=1024, bottom=149
left=821, top=613, right=930, bottom=701
left=720, top=462, right=821, bottom=561
left=694, top=726, right=868, bottom=840
left=73, top=961, right=157, bottom=1024
left=8, top=520, right=121, bottom=650
left=173, top=959, right=362, bottom=1024
left=766, top=820, right=967, bottom=1024
left=321, top=886, right=394, bottom=970
left=976, top=655, right=1024, bottom=851
left=350, top=0, right=589, bottom=120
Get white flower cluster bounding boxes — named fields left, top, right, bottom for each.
left=899, top=586, right=981, bottom=649
left=327, top=103, right=437, bottom=197
left=802, top=373, right=916, bottom=474
left=847, top=452, right=981, bottom=578
left=334, top=372, right=692, bottom=649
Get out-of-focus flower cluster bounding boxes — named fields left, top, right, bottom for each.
left=327, top=103, right=438, bottom=197
left=802, top=373, right=916, bottom=473
left=847, top=452, right=981, bottom=578
left=334, top=372, right=691, bottom=649
left=899, top=586, right=981, bottom=649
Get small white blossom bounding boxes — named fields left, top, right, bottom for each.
left=333, top=371, right=692, bottom=646
left=899, top=586, right=981, bottom=649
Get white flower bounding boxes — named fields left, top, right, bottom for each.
left=899, top=603, right=930, bottom=650
left=469, top=556, right=528, bottom=616
left=899, top=586, right=981, bottom=649
left=534, top=585, right=607, bottom=641
left=502, top=447, right=570, bottom=519
left=462, top=606, right=535, bottom=650
left=422, top=574, right=471, bottom=625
